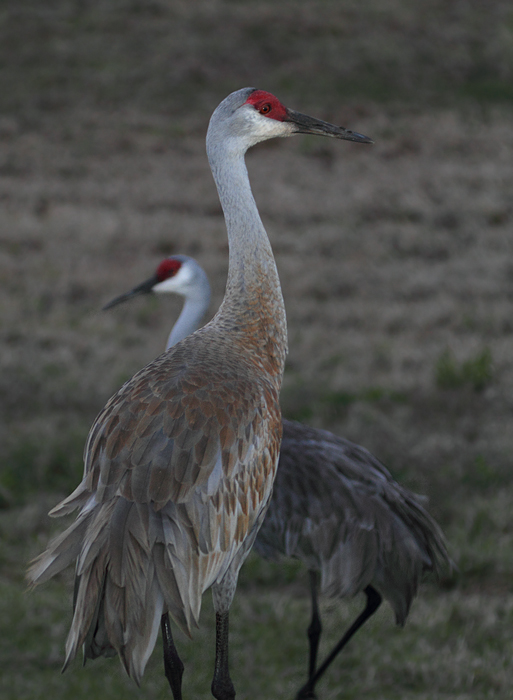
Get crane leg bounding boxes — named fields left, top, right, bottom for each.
left=211, top=611, right=235, bottom=700
left=307, top=570, right=322, bottom=681
left=295, top=585, right=382, bottom=700
left=161, top=613, right=184, bottom=700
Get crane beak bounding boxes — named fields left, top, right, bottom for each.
left=286, top=109, right=373, bottom=144
left=102, top=276, right=158, bottom=310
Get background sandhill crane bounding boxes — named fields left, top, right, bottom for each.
left=105, top=255, right=452, bottom=700
left=27, top=88, right=373, bottom=700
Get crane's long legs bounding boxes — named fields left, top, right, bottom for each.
left=307, top=570, right=322, bottom=680
left=211, top=611, right=235, bottom=700
left=161, top=613, right=184, bottom=700
left=296, top=585, right=382, bottom=700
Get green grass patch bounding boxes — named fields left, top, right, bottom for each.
left=3, top=556, right=513, bottom=699
left=462, top=455, right=503, bottom=490
left=0, top=431, right=86, bottom=507
left=282, top=378, right=408, bottom=423
left=435, top=348, right=494, bottom=392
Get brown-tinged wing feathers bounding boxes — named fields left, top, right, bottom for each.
left=59, top=335, right=269, bottom=514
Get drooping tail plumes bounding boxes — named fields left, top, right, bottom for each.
left=29, top=496, right=202, bottom=683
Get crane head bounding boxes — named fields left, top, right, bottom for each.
left=207, top=88, right=372, bottom=155
left=102, top=255, right=210, bottom=309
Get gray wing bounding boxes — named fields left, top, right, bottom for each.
left=255, top=419, right=452, bottom=624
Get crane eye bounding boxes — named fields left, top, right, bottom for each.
left=259, top=104, right=272, bottom=115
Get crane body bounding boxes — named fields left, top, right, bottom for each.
left=28, top=88, right=373, bottom=699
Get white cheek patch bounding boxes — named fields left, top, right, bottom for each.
left=261, top=117, right=295, bottom=138
left=153, top=265, right=193, bottom=294
left=243, top=106, right=295, bottom=142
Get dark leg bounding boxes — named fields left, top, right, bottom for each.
left=296, top=586, right=382, bottom=700
left=161, top=613, right=184, bottom=700
left=307, top=570, right=322, bottom=681
left=211, top=611, right=235, bottom=700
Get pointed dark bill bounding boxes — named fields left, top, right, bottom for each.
left=286, top=109, right=373, bottom=144
left=102, top=276, right=159, bottom=310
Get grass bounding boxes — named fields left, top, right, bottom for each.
left=2, top=532, right=513, bottom=698
left=0, top=490, right=509, bottom=700
left=0, top=431, right=87, bottom=507
left=435, top=348, right=494, bottom=392
left=280, top=379, right=407, bottom=423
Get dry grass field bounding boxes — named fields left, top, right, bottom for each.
left=1, top=1, right=513, bottom=698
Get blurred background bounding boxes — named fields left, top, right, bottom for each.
left=1, top=1, right=513, bottom=697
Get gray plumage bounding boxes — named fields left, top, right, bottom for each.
left=257, top=419, right=449, bottom=624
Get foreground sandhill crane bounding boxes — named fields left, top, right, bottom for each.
left=105, top=255, right=452, bottom=700
left=28, top=88, right=373, bottom=700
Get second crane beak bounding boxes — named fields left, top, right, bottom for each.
left=286, top=109, right=373, bottom=144
left=102, top=276, right=158, bottom=310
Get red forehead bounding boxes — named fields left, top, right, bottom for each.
left=244, top=90, right=288, bottom=121
left=156, top=257, right=182, bottom=281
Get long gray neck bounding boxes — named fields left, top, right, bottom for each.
left=207, top=145, right=287, bottom=374
left=166, top=293, right=211, bottom=349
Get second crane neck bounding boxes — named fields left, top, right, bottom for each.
left=166, top=294, right=210, bottom=350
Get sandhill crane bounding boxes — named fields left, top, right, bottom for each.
left=28, top=88, right=373, bottom=700
left=105, top=254, right=452, bottom=700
